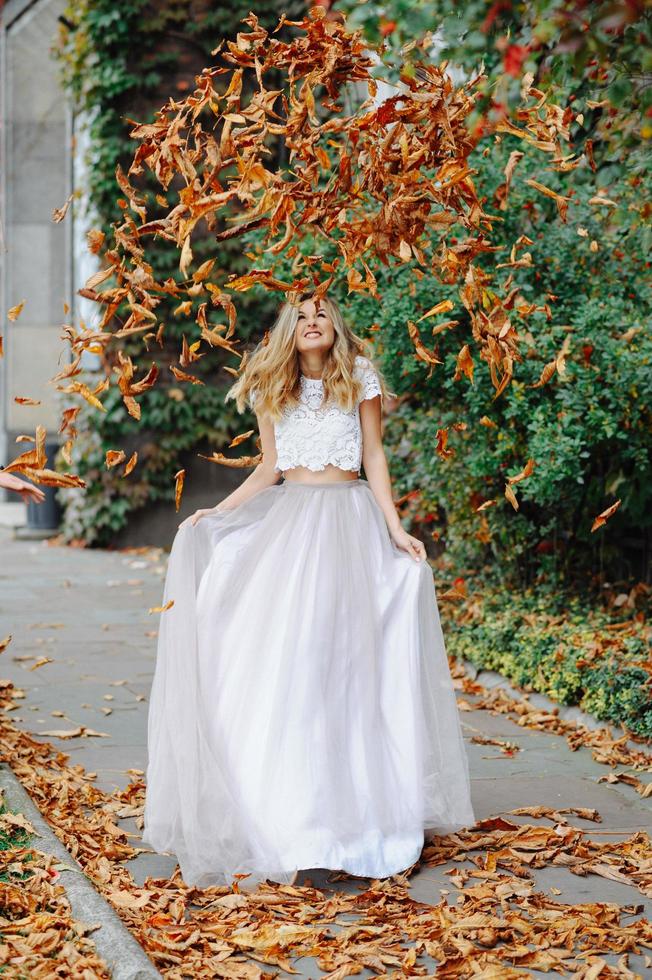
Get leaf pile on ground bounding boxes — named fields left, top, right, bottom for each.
left=0, top=787, right=110, bottom=977
left=450, top=660, right=652, bottom=800
left=0, top=665, right=651, bottom=976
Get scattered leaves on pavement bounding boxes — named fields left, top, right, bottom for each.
left=0, top=658, right=650, bottom=977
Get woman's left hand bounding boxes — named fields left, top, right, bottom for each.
left=389, top=525, right=427, bottom=563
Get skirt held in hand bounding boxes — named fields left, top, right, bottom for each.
left=141, top=477, right=475, bottom=888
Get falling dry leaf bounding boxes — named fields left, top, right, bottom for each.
left=199, top=451, right=263, bottom=467
left=454, top=344, right=474, bottom=383
left=591, top=499, right=621, bottom=532
left=407, top=320, right=443, bottom=369
left=416, top=299, right=455, bottom=323
left=148, top=600, right=175, bottom=614
left=504, top=483, right=519, bottom=510
left=7, top=301, right=25, bottom=321
left=52, top=192, right=74, bottom=223
left=86, top=228, right=106, bottom=253
left=174, top=470, right=185, bottom=512
left=435, top=428, right=455, bottom=460
left=530, top=359, right=557, bottom=388
left=524, top=178, right=571, bottom=221
left=506, top=458, right=535, bottom=486
left=228, top=430, right=255, bottom=448
left=588, top=193, right=618, bottom=207
left=105, top=450, right=127, bottom=469
left=123, top=451, right=138, bottom=476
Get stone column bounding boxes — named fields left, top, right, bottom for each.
left=0, top=0, right=72, bottom=478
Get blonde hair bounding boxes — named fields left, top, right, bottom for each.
left=226, top=293, right=389, bottom=421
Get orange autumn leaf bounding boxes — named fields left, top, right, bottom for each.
left=174, top=469, right=185, bottom=512
left=504, top=483, right=519, bottom=510
left=407, top=321, right=443, bottom=368
left=192, top=258, right=216, bottom=282
left=26, top=469, right=86, bottom=489
left=524, top=178, right=571, bottom=221
left=228, top=429, right=255, bottom=448
left=506, top=458, right=535, bottom=485
left=60, top=439, right=74, bottom=466
left=170, top=365, right=205, bottom=385
left=435, top=428, right=455, bottom=460
left=58, top=381, right=107, bottom=413
left=52, top=193, right=74, bottom=223
left=430, top=319, right=459, bottom=336
left=105, top=450, right=127, bottom=469
left=591, top=499, right=621, bottom=533
left=3, top=425, right=47, bottom=473
left=180, top=335, right=204, bottom=367
left=588, top=193, right=618, bottom=207
left=86, top=228, right=105, bottom=253
left=123, top=396, right=141, bottom=421
left=530, top=359, right=558, bottom=388
left=123, top=451, right=138, bottom=477
left=454, top=344, right=474, bottom=383
left=199, top=451, right=263, bottom=468
left=7, top=301, right=25, bottom=321
left=416, top=299, right=454, bottom=323
left=59, top=405, right=81, bottom=433
left=149, top=600, right=175, bottom=614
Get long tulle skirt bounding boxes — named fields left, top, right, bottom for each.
left=141, top=477, right=475, bottom=888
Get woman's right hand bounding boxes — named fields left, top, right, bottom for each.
left=179, top=504, right=228, bottom=529
left=180, top=508, right=213, bottom=529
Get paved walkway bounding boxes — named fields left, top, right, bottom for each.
left=0, top=513, right=650, bottom=976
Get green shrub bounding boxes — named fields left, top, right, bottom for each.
left=442, top=585, right=652, bottom=739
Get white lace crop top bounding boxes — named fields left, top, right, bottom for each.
left=251, top=355, right=382, bottom=473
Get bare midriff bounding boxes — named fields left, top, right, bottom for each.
left=282, top=464, right=360, bottom=484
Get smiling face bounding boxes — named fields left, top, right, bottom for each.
left=294, top=297, right=336, bottom=358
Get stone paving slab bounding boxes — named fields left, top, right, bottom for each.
left=1, top=525, right=651, bottom=977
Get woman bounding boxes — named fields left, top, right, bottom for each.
left=141, top=293, right=475, bottom=889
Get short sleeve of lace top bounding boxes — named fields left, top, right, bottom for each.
left=355, top=356, right=382, bottom=404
